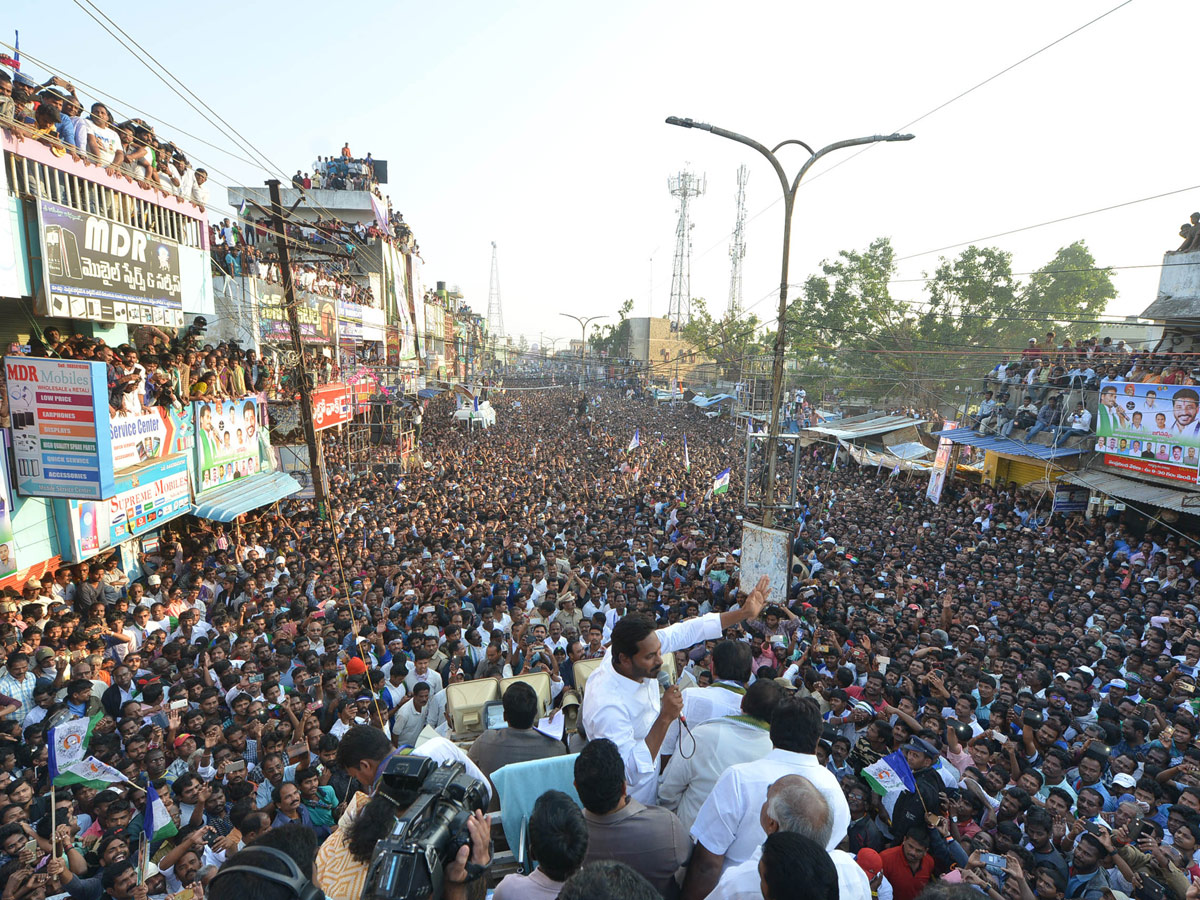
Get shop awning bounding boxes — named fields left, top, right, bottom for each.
left=417, top=388, right=444, bottom=399
left=931, top=428, right=1086, bottom=461
left=191, top=471, right=303, bottom=522
left=1059, top=469, right=1200, bottom=513
left=806, top=413, right=926, bottom=440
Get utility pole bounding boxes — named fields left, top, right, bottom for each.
left=267, top=179, right=330, bottom=520
left=559, top=313, right=607, bottom=393
left=666, top=117, right=912, bottom=527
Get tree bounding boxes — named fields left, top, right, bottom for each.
left=679, top=298, right=765, bottom=380
left=590, top=298, right=634, bottom=359
left=1021, top=241, right=1115, bottom=340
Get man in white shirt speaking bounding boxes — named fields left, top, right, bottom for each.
left=580, top=575, right=769, bottom=806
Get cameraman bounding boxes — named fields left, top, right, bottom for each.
left=314, top=726, right=492, bottom=900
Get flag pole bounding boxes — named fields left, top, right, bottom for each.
left=49, top=784, right=56, bottom=860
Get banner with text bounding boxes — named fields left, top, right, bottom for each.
left=36, top=198, right=185, bottom=327
left=925, top=420, right=958, bottom=505
left=312, top=383, right=353, bottom=431
left=1095, top=380, right=1200, bottom=484
left=54, top=455, right=191, bottom=562
left=5, top=357, right=116, bottom=499
left=258, top=284, right=337, bottom=345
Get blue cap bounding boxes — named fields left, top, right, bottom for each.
left=902, top=737, right=939, bottom=759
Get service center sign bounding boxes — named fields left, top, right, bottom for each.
left=36, top=199, right=185, bottom=327
left=5, top=357, right=116, bottom=499
left=312, top=383, right=352, bottom=431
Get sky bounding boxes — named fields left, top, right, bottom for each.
left=7, top=0, right=1199, bottom=347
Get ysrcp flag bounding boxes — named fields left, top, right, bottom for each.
left=48, top=713, right=100, bottom=781
left=53, top=756, right=126, bottom=789
left=712, top=468, right=731, bottom=495
left=627, top=429, right=641, bottom=452
left=862, top=750, right=917, bottom=797
left=683, top=435, right=691, bottom=472
left=144, top=782, right=178, bottom=844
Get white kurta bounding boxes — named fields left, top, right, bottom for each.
left=659, top=714, right=773, bottom=832
left=580, top=612, right=723, bottom=805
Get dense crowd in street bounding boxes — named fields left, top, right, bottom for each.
left=0, top=379, right=1193, bottom=900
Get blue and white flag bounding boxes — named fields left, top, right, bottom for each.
left=627, top=429, right=640, bottom=452
left=712, top=468, right=731, bottom=495
left=48, top=714, right=99, bottom=782
left=683, top=435, right=691, bottom=472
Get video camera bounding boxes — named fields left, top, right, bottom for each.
left=361, top=754, right=488, bottom=900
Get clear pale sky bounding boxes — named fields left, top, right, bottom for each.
left=6, top=1, right=1197, bottom=345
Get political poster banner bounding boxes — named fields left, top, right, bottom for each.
left=193, top=397, right=270, bottom=493
left=1095, top=380, right=1200, bottom=485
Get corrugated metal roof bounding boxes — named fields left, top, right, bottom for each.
left=931, top=428, right=1086, bottom=460
left=1140, top=293, right=1200, bottom=321
left=1060, top=469, right=1200, bottom=513
left=806, top=414, right=926, bottom=440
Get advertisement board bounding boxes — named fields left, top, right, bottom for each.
left=258, top=285, right=337, bottom=345
left=312, top=383, right=353, bottom=431
left=55, top=455, right=191, bottom=562
left=193, top=397, right=271, bottom=493
left=337, top=300, right=363, bottom=344
left=5, top=357, right=115, bottom=499
left=361, top=305, right=386, bottom=342
left=109, top=405, right=193, bottom=473
left=36, top=198, right=185, bottom=327
left=1096, top=380, right=1200, bottom=484
left=1052, top=485, right=1091, bottom=513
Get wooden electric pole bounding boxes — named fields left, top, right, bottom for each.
left=267, top=179, right=330, bottom=519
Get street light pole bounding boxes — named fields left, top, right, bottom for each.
left=559, top=313, right=607, bottom=393
left=666, top=117, right=913, bottom=527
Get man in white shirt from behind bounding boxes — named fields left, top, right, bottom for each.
left=659, top=677, right=779, bottom=832
left=683, top=695, right=851, bottom=900
left=705, top=774, right=871, bottom=900
left=662, top=638, right=753, bottom=757
left=580, top=576, right=769, bottom=806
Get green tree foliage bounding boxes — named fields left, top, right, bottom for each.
left=590, top=298, right=634, bottom=358
left=679, top=298, right=766, bottom=380
left=1021, top=241, right=1115, bottom=340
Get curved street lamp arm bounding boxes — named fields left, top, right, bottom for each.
left=792, top=133, right=915, bottom=193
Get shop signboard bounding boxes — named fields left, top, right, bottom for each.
left=338, top=300, right=363, bottom=344
left=258, top=285, right=338, bottom=345
left=109, top=405, right=193, bottom=473
left=193, top=397, right=272, bottom=494
left=313, top=383, right=353, bottom=431
left=1052, top=485, right=1091, bottom=513
left=6, top=356, right=114, bottom=499
left=55, top=454, right=191, bottom=562
left=361, top=305, right=386, bottom=342
left=1096, top=380, right=1200, bottom=485
left=36, top=198, right=185, bottom=327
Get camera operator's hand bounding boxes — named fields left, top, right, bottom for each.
left=444, top=810, right=491, bottom=900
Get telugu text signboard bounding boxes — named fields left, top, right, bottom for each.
left=36, top=198, right=184, bottom=327
left=1095, top=380, right=1200, bottom=485
left=312, top=383, right=353, bottom=431
left=5, top=357, right=115, bottom=499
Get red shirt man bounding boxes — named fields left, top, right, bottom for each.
left=879, top=830, right=935, bottom=900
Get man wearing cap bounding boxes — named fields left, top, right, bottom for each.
left=581, top=575, right=770, bottom=808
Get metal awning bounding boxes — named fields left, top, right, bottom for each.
left=1059, top=469, right=1200, bottom=513
left=191, top=471, right=302, bottom=522
left=931, top=428, right=1086, bottom=460
left=806, top=414, right=926, bottom=440
left=886, top=441, right=933, bottom=460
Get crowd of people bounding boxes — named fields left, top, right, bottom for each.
left=0, top=378, right=1192, bottom=900
left=293, top=146, right=380, bottom=194
left=1, top=68, right=209, bottom=211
